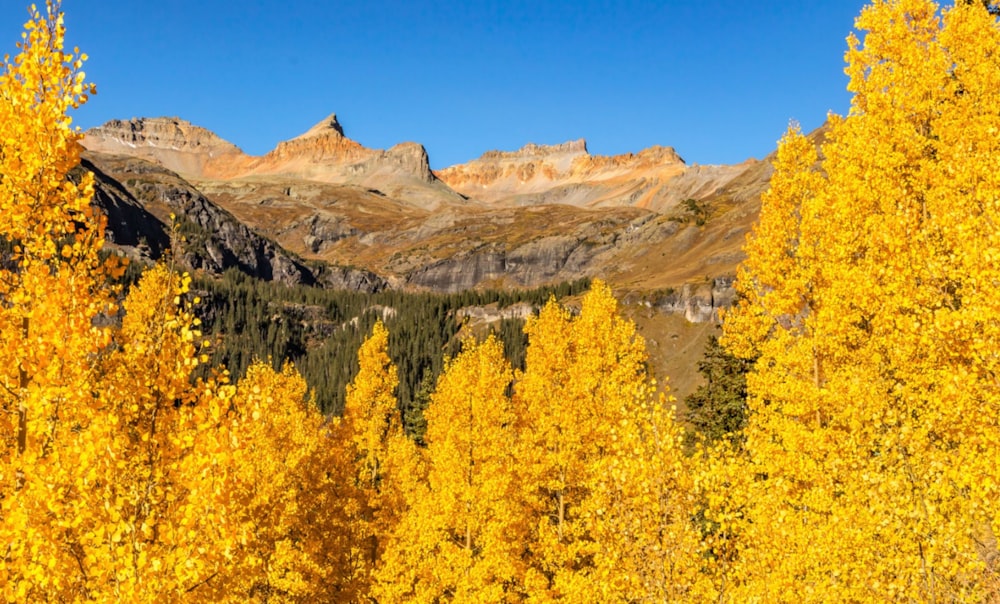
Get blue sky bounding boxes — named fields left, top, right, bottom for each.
left=2, top=1, right=867, bottom=169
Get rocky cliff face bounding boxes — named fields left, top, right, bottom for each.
left=435, top=139, right=588, bottom=200
left=401, top=223, right=634, bottom=293
left=75, top=158, right=171, bottom=262
left=627, top=276, right=737, bottom=323
left=350, top=142, right=435, bottom=184
left=84, top=152, right=387, bottom=292
left=477, top=139, right=589, bottom=161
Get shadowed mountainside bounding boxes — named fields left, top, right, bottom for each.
left=84, top=151, right=388, bottom=292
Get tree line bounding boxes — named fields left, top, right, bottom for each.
left=187, top=267, right=589, bottom=438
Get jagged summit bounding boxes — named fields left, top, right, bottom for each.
left=82, top=113, right=748, bottom=213
left=83, top=112, right=461, bottom=209
left=292, top=113, right=346, bottom=141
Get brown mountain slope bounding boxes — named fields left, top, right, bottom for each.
left=193, top=166, right=756, bottom=305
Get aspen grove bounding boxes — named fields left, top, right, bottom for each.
left=2, top=0, right=999, bottom=602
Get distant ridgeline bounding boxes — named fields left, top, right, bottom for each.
left=186, top=268, right=590, bottom=439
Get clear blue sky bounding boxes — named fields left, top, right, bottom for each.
left=2, top=1, right=867, bottom=169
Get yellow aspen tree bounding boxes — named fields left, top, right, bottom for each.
left=0, top=3, right=120, bottom=599
left=719, top=1, right=1000, bottom=600
left=0, top=258, right=230, bottom=601
left=0, top=6, right=244, bottom=599
left=209, top=361, right=365, bottom=603
left=364, top=412, right=429, bottom=601
left=344, top=320, right=401, bottom=493
left=0, top=5, right=362, bottom=601
left=514, top=281, right=659, bottom=601
left=79, top=264, right=231, bottom=600
left=341, top=320, right=405, bottom=579
left=587, top=388, right=715, bottom=603
left=373, top=335, right=527, bottom=603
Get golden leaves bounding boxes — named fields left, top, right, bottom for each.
left=370, top=282, right=713, bottom=601
left=374, top=335, right=523, bottom=602
left=9, top=0, right=1000, bottom=600
left=717, top=1, right=1000, bottom=600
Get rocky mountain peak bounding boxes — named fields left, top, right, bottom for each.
left=292, top=112, right=346, bottom=140
left=83, top=117, right=246, bottom=178
left=85, top=117, right=243, bottom=155
left=258, top=114, right=370, bottom=167
left=367, top=142, right=434, bottom=182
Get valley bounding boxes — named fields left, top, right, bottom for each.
left=80, top=112, right=791, bottom=403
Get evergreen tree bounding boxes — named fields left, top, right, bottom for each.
left=683, top=335, right=754, bottom=447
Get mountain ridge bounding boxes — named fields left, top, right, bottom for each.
left=84, top=115, right=461, bottom=210
left=83, top=114, right=757, bottom=213
left=77, top=112, right=826, bottom=307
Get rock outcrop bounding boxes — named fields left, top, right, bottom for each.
left=309, top=263, right=389, bottom=293
left=637, top=277, right=737, bottom=323
left=83, top=117, right=246, bottom=177
left=84, top=152, right=388, bottom=292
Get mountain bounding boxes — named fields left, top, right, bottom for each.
left=82, top=150, right=388, bottom=292
left=83, top=117, right=245, bottom=178
left=436, top=139, right=754, bottom=213
left=84, top=115, right=463, bottom=210
left=80, top=112, right=795, bottom=307
left=78, top=112, right=804, bottom=402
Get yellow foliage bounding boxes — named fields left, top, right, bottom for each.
left=340, top=320, right=408, bottom=588
left=514, top=281, right=709, bottom=601
left=343, top=320, right=401, bottom=493
left=8, top=1, right=999, bottom=602
left=374, top=335, right=527, bottom=602
left=718, top=1, right=1000, bottom=600
left=0, top=5, right=363, bottom=601
left=208, top=361, right=364, bottom=602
